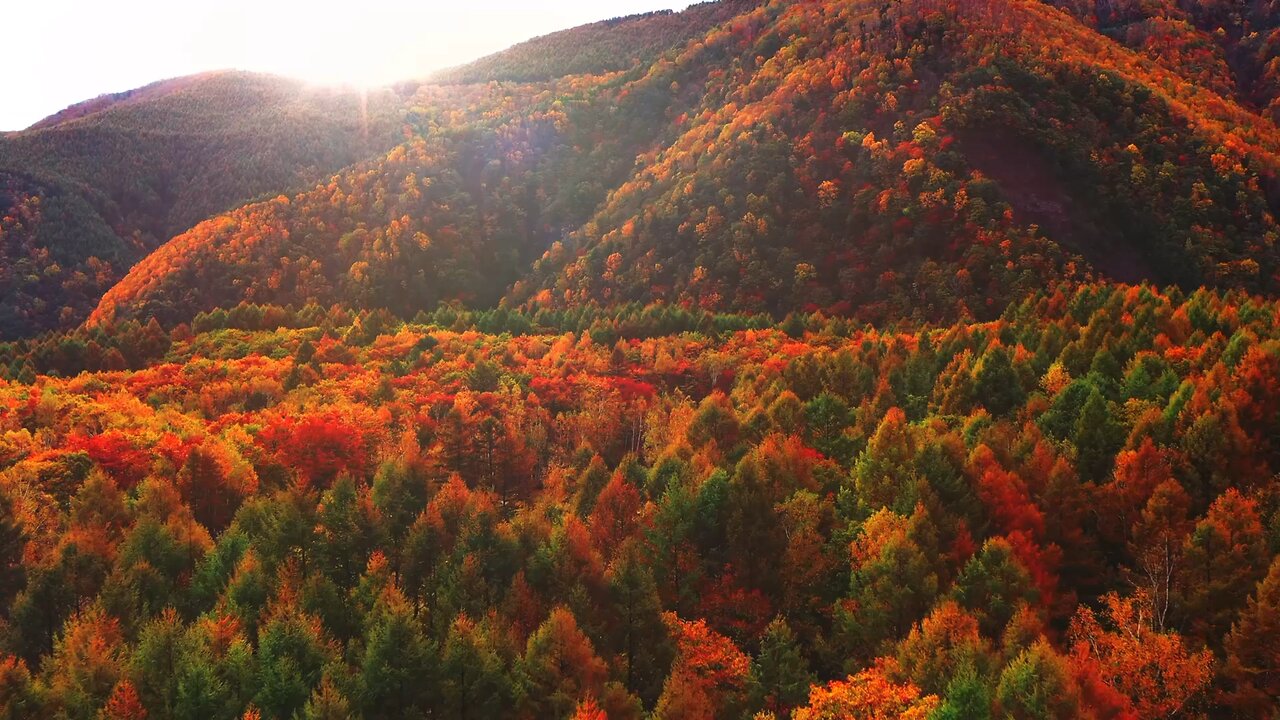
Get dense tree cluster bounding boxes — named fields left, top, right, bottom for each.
left=0, top=173, right=123, bottom=341
left=1047, top=0, right=1280, bottom=121
left=520, top=0, right=1280, bottom=317
left=3, top=283, right=1280, bottom=716
left=87, top=66, right=718, bottom=330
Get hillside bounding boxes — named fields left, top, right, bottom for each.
left=94, top=0, right=1280, bottom=330
left=87, top=67, right=711, bottom=329
left=0, top=171, right=124, bottom=337
left=1047, top=0, right=1280, bottom=121
left=0, top=71, right=407, bottom=339
left=517, top=0, right=1280, bottom=318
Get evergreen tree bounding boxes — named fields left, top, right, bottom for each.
left=603, top=545, right=673, bottom=707
left=0, top=487, right=26, bottom=615
left=439, top=615, right=512, bottom=720
left=1180, top=488, right=1267, bottom=645
left=359, top=588, right=437, bottom=719
left=254, top=609, right=333, bottom=719
left=302, top=678, right=355, bottom=720
left=951, top=538, right=1039, bottom=638
left=1072, top=387, right=1123, bottom=483
left=517, top=607, right=608, bottom=718
left=994, top=641, right=1079, bottom=720
left=747, top=617, right=814, bottom=717
left=315, top=476, right=376, bottom=590
left=1225, top=555, right=1280, bottom=713
left=973, top=344, right=1024, bottom=417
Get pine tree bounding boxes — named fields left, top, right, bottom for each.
left=439, top=615, right=512, bottom=720
left=838, top=508, right=939, bottom=662
left=951, top=538, right=1039, bottom=638
left=603, top=545, right=673, bottom=707
left=853, top=407, right=919, bottom=513
left=1180, top=488, right=1267, bottom=645
left=0, top=487, right=26, bottom=614
left=973, top=344, right=1024, bottom=417
left=994, top=641, right=1079, bottom=720
left=518, top=607, right=608, bottom=718
left=747, top=617, right=814, bottom=717
left=315, top=476, right=375, bottom=590
left=359, top=588, right=437, bottom=719
left=302, top=679, right=355, bottom=720
left=1224, top=555, right=1280, bottom=713
left=1072, top=386, right=1122, bottom=483
left=255, top=609, right=333, bottom=719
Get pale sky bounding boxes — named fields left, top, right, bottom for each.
left=4, top=0, right=692, bottom=131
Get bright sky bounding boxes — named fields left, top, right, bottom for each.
left=4, top=0, right=693, bottom=131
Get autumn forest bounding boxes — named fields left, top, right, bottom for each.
left=3, top=0, right=1280, bottom=718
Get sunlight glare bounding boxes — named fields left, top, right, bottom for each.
left=3, top=1, right=695, bottom=129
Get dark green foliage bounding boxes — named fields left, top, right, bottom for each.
left=439, top=617, right=513, bottom=720
left=747, top=617, right=814, bottom=716
left=952, top=539, right=1039, bottom=638
left=0, top=488, right=26, bottom=615
left=974, top=345, right=1025, bottom=416
left=255, top=610, right=334, bottom=719
left=359, top=592, right=437, bottom=719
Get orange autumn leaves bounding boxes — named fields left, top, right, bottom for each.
left=1, top=282, right=1280, bottom=716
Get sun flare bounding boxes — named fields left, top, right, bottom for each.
left=227, top=5, right=409, bottom=89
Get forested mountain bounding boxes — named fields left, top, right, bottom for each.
left=93, top=0, right=1280, bottom=331
left=517, top=0, right=1280, bottom=318
left=6, top=0, right=1280, bottom=717
left=86, top=75, right=676, bottom=328
left=0, top=71, right=407, bottom=339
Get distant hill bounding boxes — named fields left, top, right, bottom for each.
left=0, top=70, right=407, bottom=338
left=23, top=74, right=209, bottom=131
left=434, top=0, right=763, bottom=83
left=0, top=170, right=124, bottom=337
left=91, top=0, right=1280, bottom=330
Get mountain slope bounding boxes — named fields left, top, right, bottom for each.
left=0, top=71, right=407, bottom=339
left=1047, top=0, right=1280, bottom=121
left=0, top=171, right=122, bottom=336
left=517, top=0, right=1280, bottom=319
left=91, top=0, right=1280, bottom=330
left=88, top=77, right=669, bottom=327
